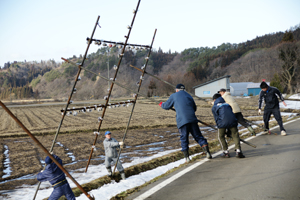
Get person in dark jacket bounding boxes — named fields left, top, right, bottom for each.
left=159, top=83, right=212, bottom=162
left=212, top=93, right=245, bottom=158
left=37, top=154, right=75, bottom=200
left=258, top=82, right=287, bottom=136
left=103, top=131, right=126, bottom=180
left=218, top=88, right=256, bottom=136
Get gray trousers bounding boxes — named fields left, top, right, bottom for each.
left=105, top=157, right=124, bottom=172
left=218, top=126, right=241, bottom=151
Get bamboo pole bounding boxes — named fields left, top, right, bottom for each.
left=0, top=101, right=94, bottom=200
left=128, top=64, right=207, bottom=102
left=33, top=15, right=100, bottom=200
left=113, top=29, right=157, bottom=174
left=85, top=0, right=142, bottom=173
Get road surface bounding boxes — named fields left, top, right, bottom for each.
left=129, top=118, right=300, bottom=200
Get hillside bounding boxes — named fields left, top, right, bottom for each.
left=1, top=25, right=300, bottom=100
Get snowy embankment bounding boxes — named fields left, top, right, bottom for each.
left=3, top=147, right=192, bottom=200
left=281, top=100, right=300, bottom=110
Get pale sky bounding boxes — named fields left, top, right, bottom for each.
left=0, top=0, right=300, bottom=67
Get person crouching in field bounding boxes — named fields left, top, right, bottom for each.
left=103, top=131, right=126, bottom=180
left=218, top=88, right=256, bottom=136
left=37, top=154, right=75, bottom=200
left=212, top=93, right=245, bottom=158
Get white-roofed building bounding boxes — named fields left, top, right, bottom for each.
left=193, top=75, right=231, bottom=97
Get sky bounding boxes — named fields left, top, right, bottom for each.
left=0, top=0, right=300, bottom=67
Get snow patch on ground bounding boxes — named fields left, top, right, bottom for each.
left=288, top=94, right=300, bottom=99
left=76, top=152, right=203, bottom=200
left=56, top=142, right=76, bottom=162
left=280, top=100, right=300, bottom=109
left=3, top=147, right=189, bottom=200
left=2, top=145, right=12, bottom=179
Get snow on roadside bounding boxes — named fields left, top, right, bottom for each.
left=288, top=94, right=300, bottom=99
left=280, top=100, right=300, bottom=109
left=76, top=152, right=203, bottom=200
left=3, top=147, right=190, bottom=200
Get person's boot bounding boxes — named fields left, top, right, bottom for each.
left=236, top=150, right=245, bottom=158
left=202, top=145, right=212, bottom=159
left=221, top=151, right=230, bottom=158
left=120, top=171, right=126, bottom=180
left=247, top=126, right=256, bottom=136
left=183, top=150, right=191, bottom=163
left=106, top=167, right=112, bottom=177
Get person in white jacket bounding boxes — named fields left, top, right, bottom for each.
left=218, top=88, right=256, bottom=136
left=103, top=131, right=126, bottom=180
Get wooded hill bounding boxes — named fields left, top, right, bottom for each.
left=1, top=25, right=300, bottom=100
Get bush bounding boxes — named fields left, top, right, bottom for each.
left=270, top=73, right=284, bottom=93
left=63, top=65, right=78, bottom=77
left=44, top=70, right=62, bottom=82
left=30, top=77, right=41, bottom=87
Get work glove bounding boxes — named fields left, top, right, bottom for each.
left=258, top=109, right=262, bottom=115
left=119, top=141, right=124, bottom=148
left=159, top=102, right=163, bottom=107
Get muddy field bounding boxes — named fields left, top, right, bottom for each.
left=0, top=96, right=295, bottom=193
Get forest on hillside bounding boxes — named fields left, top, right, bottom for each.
left=1, top=25, right=300, bottom=100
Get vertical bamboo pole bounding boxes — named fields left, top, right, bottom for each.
left=85, top=0, right=142, bottom=173
left=33, top=15, right=100, bottom=200
left=113, top=29, right=157, bottom=174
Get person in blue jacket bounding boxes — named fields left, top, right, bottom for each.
left=37, top=154, right=75, bottom=200
left=212, top=93, right=245, bottom=158
left=159, top=83, right=212, bottom=162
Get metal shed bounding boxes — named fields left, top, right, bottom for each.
left=230, top=82, right=253, bottom=96
left=193, top=75, right=231, bottom=98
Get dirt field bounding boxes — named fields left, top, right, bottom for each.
left=0, top=96, right=296, bottom=192
left=0, top=97, right=260, bottom=137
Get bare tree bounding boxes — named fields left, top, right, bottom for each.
left=278, top=42, right=300, bottom=94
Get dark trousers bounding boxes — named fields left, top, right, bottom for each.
left=178, top=122, right=208, bottom=152
left=235, top=112, right=250, bottom=128
left=263, top=107, right=285, bottom=131
left=218, top=126, right=241, bottom=151
left=49, top=182, right=75, bottom=200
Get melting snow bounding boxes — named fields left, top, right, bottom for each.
left=2, top=145, right=12, bottom=179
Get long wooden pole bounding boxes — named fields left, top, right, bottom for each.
left=0, top=101, right=94, bottom=200
left=85, top=0, right=142, bottom=173
left=32, top=15, right=100, bottom=200
left=113, top=29, right=157, bottom=174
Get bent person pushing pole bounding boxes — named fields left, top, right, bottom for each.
left=159, top=84, right=212, bottom=162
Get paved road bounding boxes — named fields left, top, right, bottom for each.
left=129, top=119, right=300, bottom=200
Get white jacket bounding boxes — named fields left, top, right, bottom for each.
left=222, top=92, right=241, bottom=113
